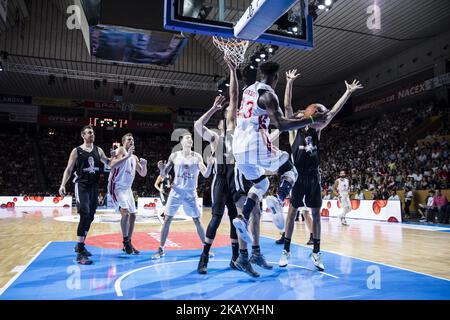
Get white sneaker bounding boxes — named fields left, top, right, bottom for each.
left=310, top=252, right=324, bottom=271
left=278, top=249, right=291, bottom=267
left=151, top=247, right=165, bottom=260
left=266, top=195, right=285, bottom=230
left=341, top=217, right=349, bottom=226
left=419, top=218, right=427, bottom=223
left=232, top=215, right=253, bottom=244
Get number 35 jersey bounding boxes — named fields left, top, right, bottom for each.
left=232, top=82, right=280, bottom=155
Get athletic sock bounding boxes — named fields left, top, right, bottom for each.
left=202, top=242, right=212, bottom=255
left=231, top=242, right=239, bottom=261
left=239, top=249, right=248, bottom=256
left=123, top=236, right=129, bottom=242
left=310, top=233, right=313, bottom=240
left=251, top=245, right=260, bottom=255
left=284, top=238, right=291, bottom=252
left=313, top=239, right=321, bottom=254
left=277, top=180, right=293, bottom=202
left=242, top=198, right=256, bottom=220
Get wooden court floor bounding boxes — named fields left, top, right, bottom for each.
left=0, top=207, right=449, bottom=289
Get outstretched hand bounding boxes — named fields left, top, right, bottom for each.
left=213, top=95, right=226, bottom=110
left=286, top=69, right=300, bottom=82
left=157, top=160, right=166, bottom=174
left=345, top=79, right=363, bottom=93
left=224, top=54, right=237, bottom=70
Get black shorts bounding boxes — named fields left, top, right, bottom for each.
left=75, top=182, right=99, bottom=215
left=290, top=171, right=322, bottom=209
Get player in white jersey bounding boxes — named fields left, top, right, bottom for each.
left=152, top=132, right=213, bottom=259
left=334, top=170, right=351, bottom=226
left=108, top=133, right=147, bottom=254
left=232, top=61, right=329, bottom=243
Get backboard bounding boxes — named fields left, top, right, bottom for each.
left=164, top=0, right=314, bottom=50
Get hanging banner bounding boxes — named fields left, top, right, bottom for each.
left=0, top=94, right=32, bottom=105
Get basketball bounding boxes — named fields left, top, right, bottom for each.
left=303, top=104, right=318, bottom=118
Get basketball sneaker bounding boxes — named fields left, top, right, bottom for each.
left=74, top=244, right=92, bottom=257
left=278, top=249, right=291, bottom=267
left=131, top=244, right=140, bottom=255
left=266, top=195, right=285, bottom=230
left=123, top=239, right=133, bottom=254
left=275, top=232, right=285, bottom=244
left=341, top=217, right=349, bottom=226
left=234, top=253, right=260, bottom=278
left=197, top=253, right=209, bottom=275
left=250, top=253, right=273, bottom=270
left=310, top=252, right=325, bottom=271
left=76, top=252, right=93, bottom=265
left=151, top=247, right=165, bottom=260
left=232, top=215, right=253, bottom=244
left=229, top=260, right=238, bottom=270
left=307, top=234, right=314, bottom=245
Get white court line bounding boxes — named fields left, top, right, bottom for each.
left=263, top=235, right=450, bottom=283
left=0, top=241, right=52, bottom=296
left=114, top=258, right=338, bottom=297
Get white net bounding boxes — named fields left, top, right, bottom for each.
left=212, top=36, right=249, bottom=67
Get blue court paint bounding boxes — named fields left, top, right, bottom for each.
left=0, top=238, right=449, bottom=300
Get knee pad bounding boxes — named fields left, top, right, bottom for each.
left=249, top=177, right=270, bottom=200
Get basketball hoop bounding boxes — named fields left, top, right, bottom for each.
left=212, top=36, right=249, bottom=67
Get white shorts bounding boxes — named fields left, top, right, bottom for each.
left=234, top=150, right=290, bottom=181
left=165, top=188, right=201, bottom=218
left=339, top=195, right=351, bottom=209
left=111, top=186, right=137, bottom=213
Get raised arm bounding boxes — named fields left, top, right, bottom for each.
left=259, top=91, right=329, bottom=132
left=224, top=55, right=239, bottom=130
left=109, top=146, right=135, bottom=168
left=197, top=154, right=214, bottom=178
left=135, top=156, right=147, bottom=177
left=314, top=80, right=363, bottom=131
left=154, top=175, right=163, bottom=193
left=59, top=148, right=77, bottom=196
left=157, top=153, right=175, bottom=178
left=194, top=95, right=226, bottom=146
left=284, top=69, right=301, bottom=145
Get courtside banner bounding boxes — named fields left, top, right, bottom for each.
left=138, top=197, right=203, bottom=217
left=261, top=199, right=402, bottom=223
left=320, top=199, right=402, bottom=222
left=39, top=115, right=89, bottom=126
left=0, top=196, right=72, bottom=208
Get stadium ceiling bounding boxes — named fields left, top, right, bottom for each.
left=0, top=0, right=450, bottom=109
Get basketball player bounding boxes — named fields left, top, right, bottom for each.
left=108, top=133, right=147, bottom=255
left=59, top=125, right=112, bottom=265
left=194, top=56, right=272, bottom=277
left=335, top=170, right=352, bottom=226
left=154, top=173, right=172, bottom=221
left=152, top=132, right=214, bottom=259
left=278, top=70, right=362, bottom=270
left=231, top=62, right=329, bottom=244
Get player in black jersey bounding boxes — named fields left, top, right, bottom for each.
left=194, top=56, right=273, bottom=277
left=278, top=70, right=363, bottom=271
left=154, top=173, right=172, bottom=222
left=59, top=125, right=112, bottom=265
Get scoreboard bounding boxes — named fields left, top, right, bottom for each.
left=89, top=117, right=128, bottom=128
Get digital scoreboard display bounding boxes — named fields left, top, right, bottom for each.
left=89, top=117, right=128, bottom=128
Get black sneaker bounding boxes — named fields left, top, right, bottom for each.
left=234, top=254, right=260, bottom=278
left=123, top=239, right=133, bottom=254
left=306, top=236, right=314, bottom=245
left=131, top=245, right=140, bottom=255
left=76, top=252, right=93, bottom=265
left=197, top=253, right=209, bottom=274
left=275, top=232, right=285, bottom=245
left=250, top=253, right=273, bottom=270
left=230, top=259, right=238, bottom=270
left=74, top=244, right=92, bottom=257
